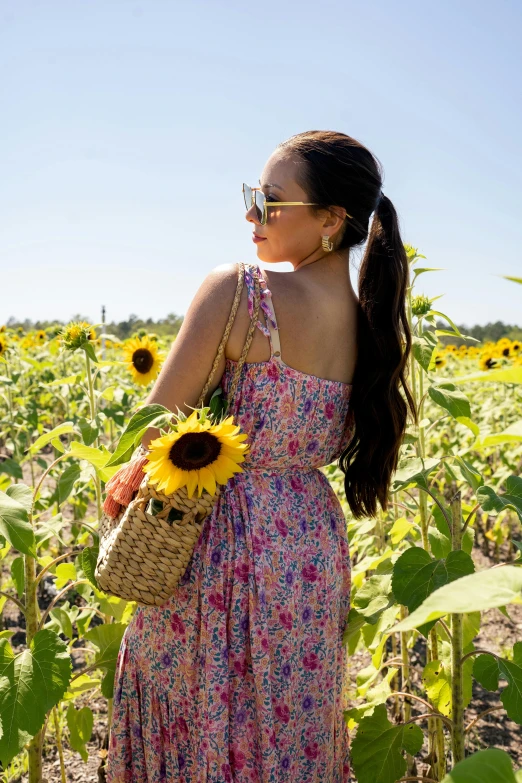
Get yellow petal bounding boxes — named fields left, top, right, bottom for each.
left=198, top=466, right=217, bottom=497
left=186, top=470, right=198, bottom=499
left=162, top=468, right=186, bottom=495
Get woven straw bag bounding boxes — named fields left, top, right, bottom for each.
left=95, top=262, right=261, bottom=606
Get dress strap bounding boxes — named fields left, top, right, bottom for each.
left=244, top=263, right=281, bottom=360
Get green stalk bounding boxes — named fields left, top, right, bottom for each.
left=52, top=706, right=66, bottom=783
left=408, top=301, right=445, bottom=777
left=5, top=357, right=18, bottom=468
left=399, top=605, right=411, bottom=723
left=450, top=491, right=465, bottom=765
left=25, top=546, right=43, bottom=782
left=84, top=351, right=102, bottom=523
left=84, top=347, right=114, bottom=751
left=417, top=362, right=430, bottom=551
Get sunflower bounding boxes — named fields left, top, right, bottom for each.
left=143, top=410, right=250, bottom=499
left=433, top=352, right=446, bottom=370
left=511, top=340, right=521, bottom=354
left=36, top=330, right=46, bottom=343
left=0, top=335, right=7, bottom=356
left=123, top=335, right=164, bottom=386
left=60, top=321, right=92, bottom=352
left=79, top=321, right=96, bottom=341
left=496, top=338, right=512, bottom=358
left=479, top=352, right=499, bottom=371
left=0, top=325, right=5, bottom=333
left=444, top=344, right=457, bottom=354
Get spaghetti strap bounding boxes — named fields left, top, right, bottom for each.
left=244, top=263, right=282, bottom=360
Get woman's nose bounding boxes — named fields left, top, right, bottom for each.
left=245, top=204, right=261, bottom=225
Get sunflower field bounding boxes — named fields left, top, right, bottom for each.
left=0, top=250, right=521, bottom=783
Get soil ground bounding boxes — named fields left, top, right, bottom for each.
left=1, top=449, right=521, bottom=781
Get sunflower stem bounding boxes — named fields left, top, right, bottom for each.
left=84, top=350, right=102, bottom=523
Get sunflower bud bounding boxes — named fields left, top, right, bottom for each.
left=59, top=321, right=93, bottom=352
left=411, top=294, right=432, bottom=317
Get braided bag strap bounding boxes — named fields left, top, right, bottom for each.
left=196, top=262, right=261, bottom=408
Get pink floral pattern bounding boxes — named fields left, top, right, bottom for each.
left=107, top=263, right=354, bottom=782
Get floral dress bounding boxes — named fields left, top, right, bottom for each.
left=107, top=262, right=354, bottom=782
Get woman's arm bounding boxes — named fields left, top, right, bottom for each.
left=139, top=262, right=241, bottom=450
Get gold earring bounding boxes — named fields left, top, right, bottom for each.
left=322, top=235, right=334, bottom=252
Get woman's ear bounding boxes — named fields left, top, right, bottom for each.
left=322, top=206, right=347, bottom=235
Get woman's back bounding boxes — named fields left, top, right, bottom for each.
left=225, top=260, right=359, bottom=387
left=107, top=262, right=354, bottom=782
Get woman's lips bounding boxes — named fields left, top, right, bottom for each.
left=252, top=234, right=266, bottom=243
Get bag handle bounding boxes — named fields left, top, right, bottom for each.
left=196, top=262, right=261, bottom=408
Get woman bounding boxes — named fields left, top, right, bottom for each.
left=106, top=129, right=415, bottom=782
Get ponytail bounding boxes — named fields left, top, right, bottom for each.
left=340, top=194, right=416, bottom=518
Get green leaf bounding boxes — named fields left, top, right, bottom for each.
left=428, top=382, right=471, bottom=420
left=435, top=329, right=479, bottom=343
left=441, top=747, right=519, bottom=782
left=430, top=309, right=463, bottom=337
left=412, top=331, right=438, bottom=372
left=474, top=642, right=522, bottom=725
left=78, top=417, right=99, bottom=447
left=477, top=477, right=522, bottom=523
left=67, top=442, right=119, bottom=483
left=392, top=549, right=475, bottom=636
left=57, top=463, right=81, bottom=505
left=473, top=420, right=522, bottom=449
left=423, top=641, right=475, bottom=716
left=29, top=422, right=76, bottom=454
left=391, top=566, right=522, bottom=633
left=84, top=623, right=126, bottom=698
left=389, top=516, right=417, bottom=545
left=64, top=673, right=101, bottom=699
left=352, top=575, right=393, bottom=623
left=54, top=562, right=76, bottom=589
left=0, top=629, right=72, bottom=767
left=452, top=456, right=484, bottom=492
left=0, top=490, right=36, bottom=556
left=91, top=587, right=131, bottom=621
left=0, top=459, right=23, bottom=480
left=66, top=705, right=93, bottom=762
left=350, top=702, right=423, bottom=783
left=413, top=267, right=444, bottom=278
left=10, top=557, right=24, bottom=599
left=502, top=276, right=522, bottom=285
left=82, top=341, right=98, bottom=363
left=79, top=546, right=99, bottom=589
left=45, top=374, right=82, bottom=387
left=105, top=404, right=172, bottom=467
left=392, top=457, right=441, bottom=492
left=35, top=513, right=68, bottom=547
left=48, top=606, right=73, bottom=640
left=453, top=366, right=522, bottom=385
left=6, top=484, right=32, bottom=515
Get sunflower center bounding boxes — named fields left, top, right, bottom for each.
left=169, top=432, right=221, bottom=471
left=132, top=348, right=154, bottom=374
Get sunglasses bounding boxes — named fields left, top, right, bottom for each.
left=242, top=182, right=321, bottom=226
left=242, top=183, right=354, bottom=226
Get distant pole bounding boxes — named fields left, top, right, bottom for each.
left=101, top=305, right=106, bottom=360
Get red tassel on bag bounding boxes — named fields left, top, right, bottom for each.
left=102, top=452, right=149, bottom=519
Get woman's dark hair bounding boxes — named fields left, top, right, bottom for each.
left=276, top=130, right=416, bottom=519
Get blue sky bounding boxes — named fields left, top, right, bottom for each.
left=1, top=0, right=521, bottom=328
